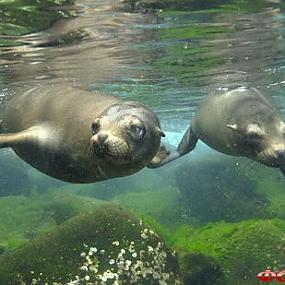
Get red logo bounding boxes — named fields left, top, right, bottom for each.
left=257, top=269, right=285, bottom=282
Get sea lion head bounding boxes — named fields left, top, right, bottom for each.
left=89, top=101, right=165, bottom=167
left=227, top=105, right=285, bottom=167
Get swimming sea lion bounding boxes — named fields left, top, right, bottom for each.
left=160, top=88, right=285, bottom=175
left=0, top=85, right=167, bottom=183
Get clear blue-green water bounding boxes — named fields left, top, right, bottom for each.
left=0, top=0, right=285, bottom=284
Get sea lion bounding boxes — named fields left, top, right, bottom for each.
left=160, top=88, right=285, bottom=175
left=0, top=85, right=168, bottom=183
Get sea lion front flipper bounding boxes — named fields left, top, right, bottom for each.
left=0, top=126, right=47, bottom=148
left=0, top=130, right=31, bottom=148
left=177, top=126, right=198, bottom=155
left=147, top=145, right=180, bottom=168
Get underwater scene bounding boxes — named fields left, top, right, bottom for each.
left=0, top=0, right=285, bottom=284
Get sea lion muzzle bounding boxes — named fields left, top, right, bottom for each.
left=90, top=133, right=109, bottom=157
left=249, top=142, right=285, bottom=167
left=268, top=146, right=285, bottom=166
left=90, top=132, right=131, bottom=159
left=275, top=150, right=285, bottom=160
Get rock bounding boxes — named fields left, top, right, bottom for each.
left=173, top=219, right=285, bottom=285
left=0, top=204, right=182, bottom=285
left=175, top=156, right=270, bottom=223
left=179, top=253, right=222, bottom=285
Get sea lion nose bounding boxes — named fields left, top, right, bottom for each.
left=276, top=150, right=285, bottom=159
left=274, top=147, right=285, bottom=160
left=98, top=133, right=108, bottom=146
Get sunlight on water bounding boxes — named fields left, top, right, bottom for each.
left=1, top=0, right=285, bottom=132
left=0, top=1, right=285, bottom=284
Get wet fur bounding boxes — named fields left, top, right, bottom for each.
left=175, top=88, right=285, bottom=174
left=0, top=85, right=165, bottom=183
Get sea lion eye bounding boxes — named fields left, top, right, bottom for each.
left=130, top=125, right=146, bottom=140
left=247, top=131, right=262, bottom=139
left=91, top=120, right=100, bottom=135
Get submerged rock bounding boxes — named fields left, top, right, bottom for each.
left=0, top=204, right=182, bottom=285
left=173, top=219, right=285, bottom=285
left=179, top=253, right=222, bottom=285
left=175, top=156, right=270, bottom=223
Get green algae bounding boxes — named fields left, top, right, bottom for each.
left=0, top=190, right=104, bottom=250
left=171, top=219, right=285, bottom=284
left=129, top=0, right=279, bottom=12
left=0, top=0, right=74, bottom=47
left=149, top=10, right=229, bottom=86
left=0, top=195, right=56, bottom=250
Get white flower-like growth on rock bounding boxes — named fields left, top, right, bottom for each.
left=25, top=221, right=181, bottom=285
left=66, top=226, right=181, bottom=285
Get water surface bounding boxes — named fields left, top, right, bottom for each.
left=1, top=0, right=285, bottom=132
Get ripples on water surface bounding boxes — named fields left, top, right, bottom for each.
left=1, top=0, right=284, bottom=133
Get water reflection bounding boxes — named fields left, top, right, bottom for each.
left=0, top=1, right=284, bottom=132
left=0, top=0, right=158, bottom=92
left=155, top=6, right=285, bottom=93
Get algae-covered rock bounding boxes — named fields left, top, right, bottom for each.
left=0, top=204, right=182, bottom=285
left=175, top=156, right=270, bottom=223
left=179, top=253, right=222, bottom=285
left=240, top=163, right=285, bottom=220
left=172, top=219, right=285, bottom=285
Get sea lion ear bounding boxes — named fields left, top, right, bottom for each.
left=246, top=124, right=264, bottom=136
left=156, top=127, right=165, bottom=137
left=226, top=124, right=238, bottom=131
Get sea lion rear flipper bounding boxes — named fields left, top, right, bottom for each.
left=147, top=126, right=199, bottom=168
left=177, top=126, right=198, bottom=155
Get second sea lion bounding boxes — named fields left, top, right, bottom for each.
left=160, top=88, right=285, bottom=175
